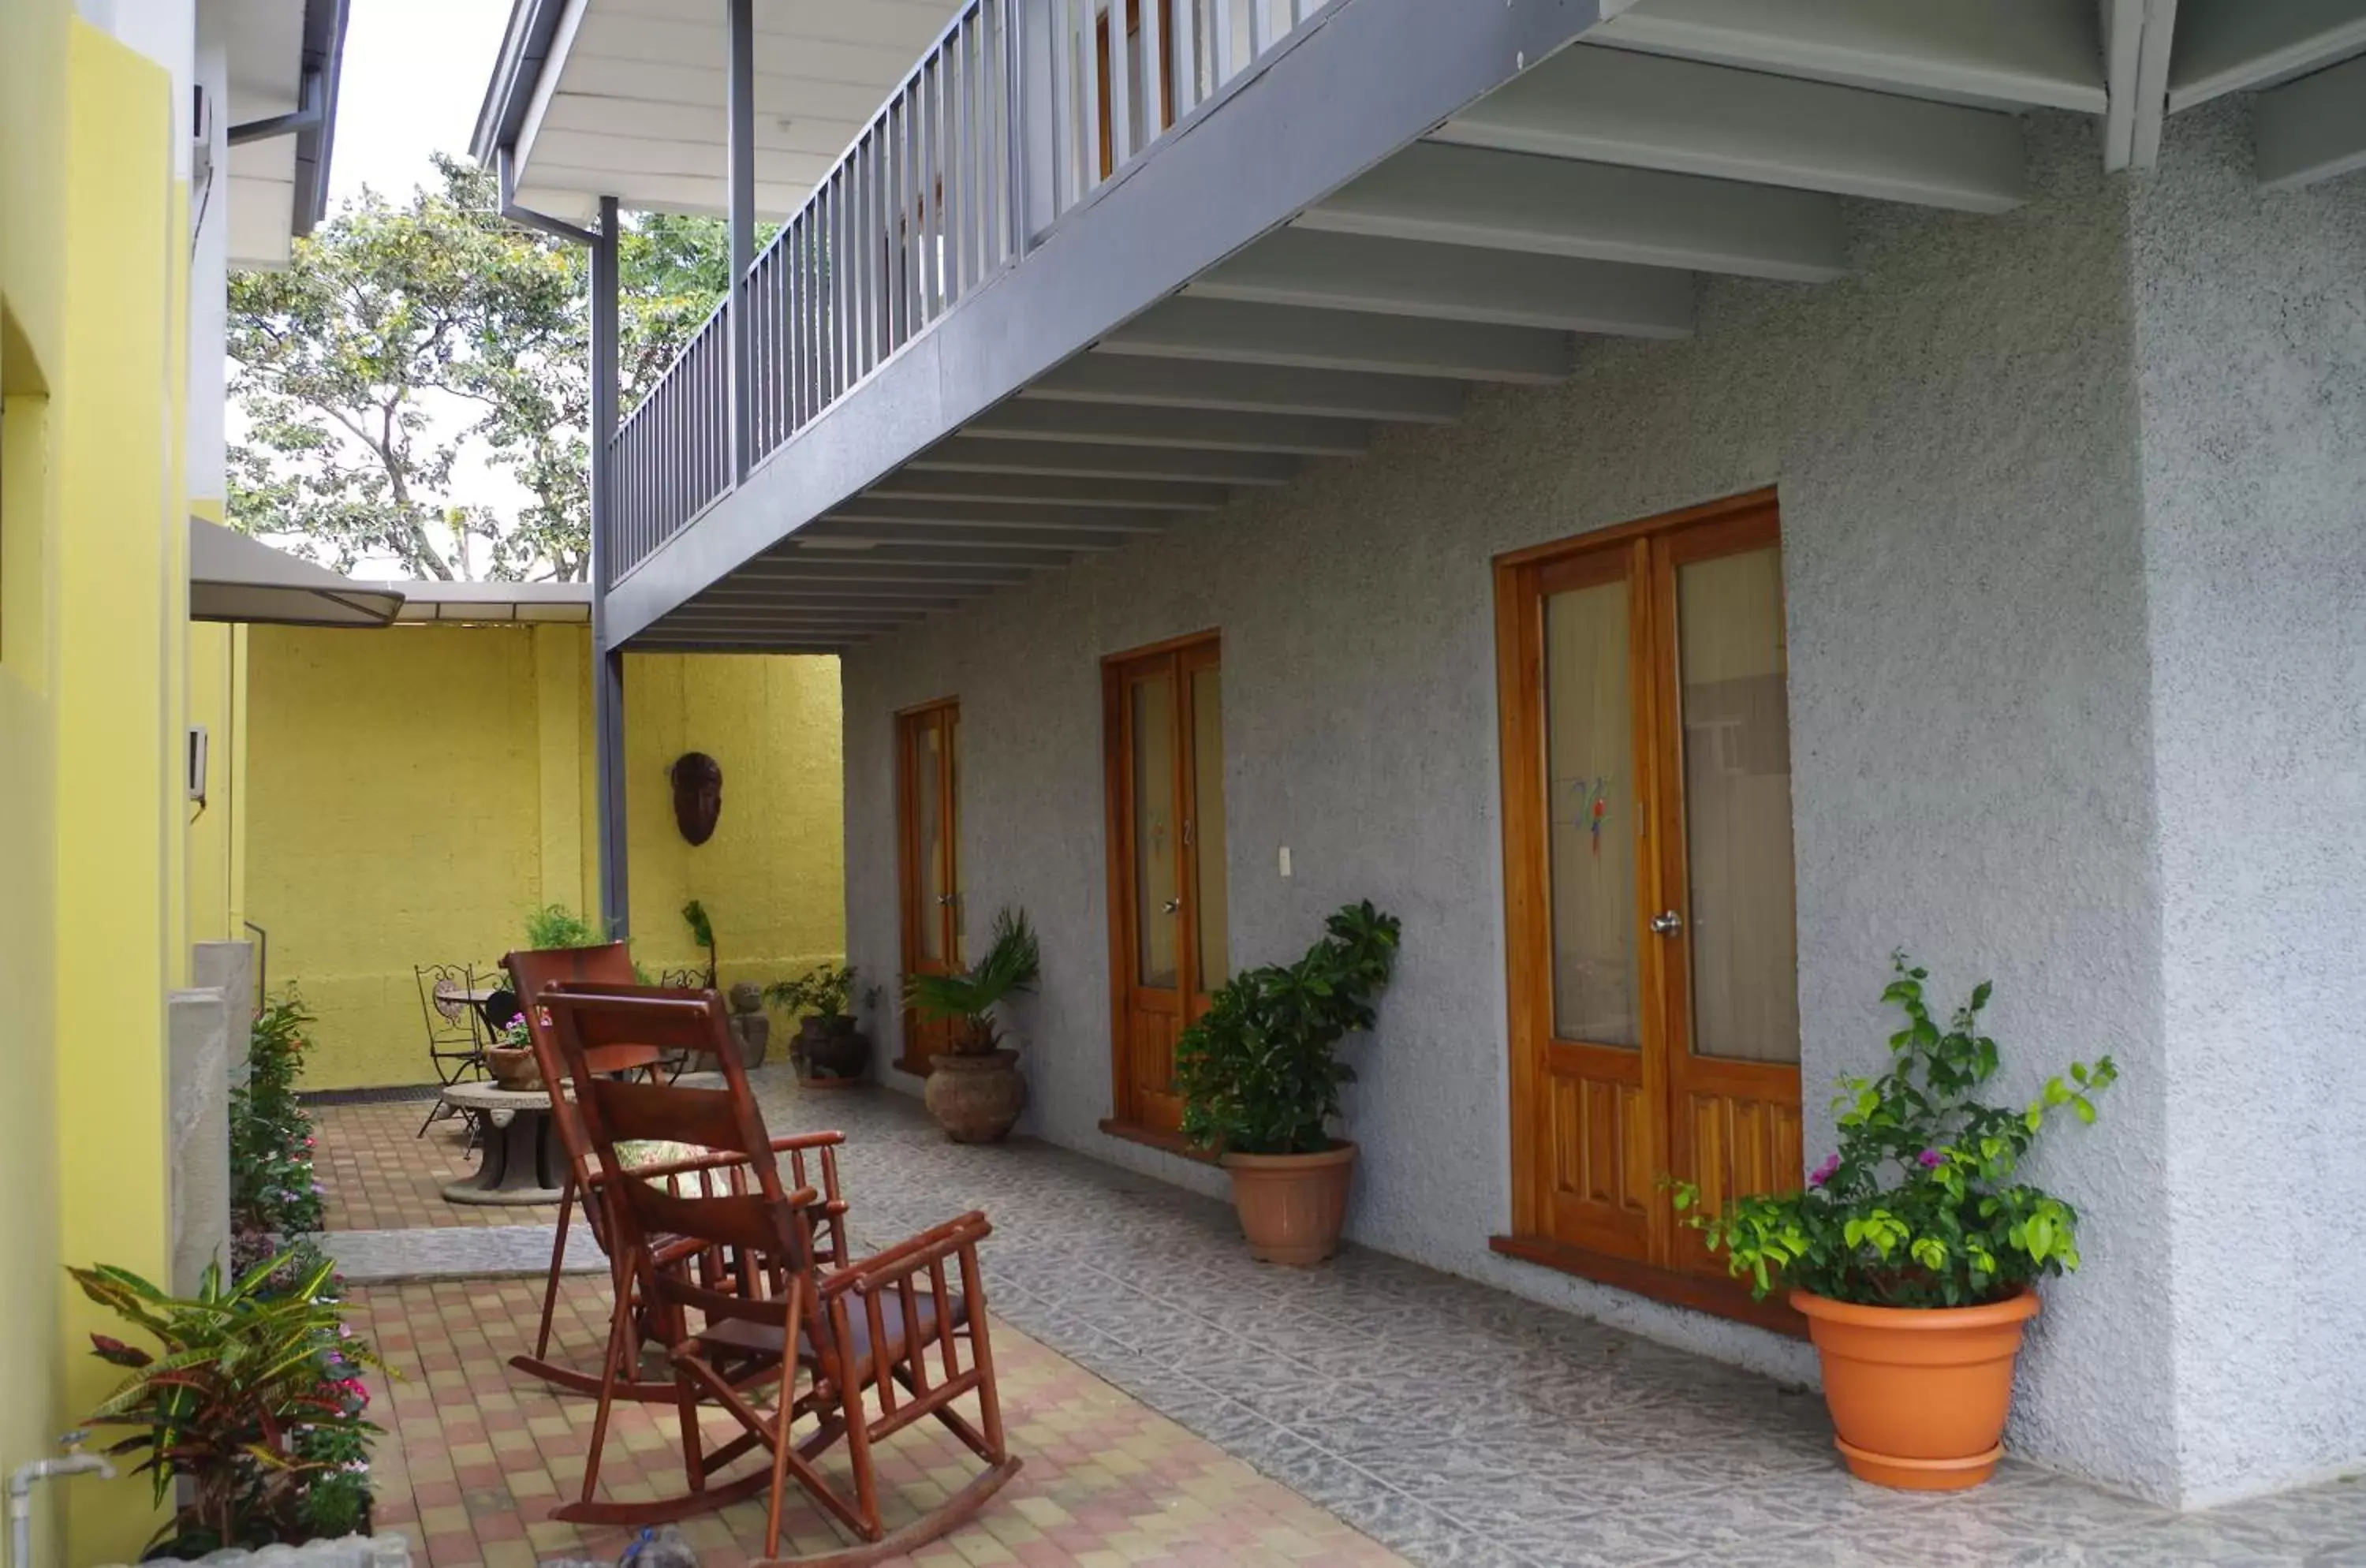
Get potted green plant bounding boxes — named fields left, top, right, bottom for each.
left=71, top=1249, right=385, bottom=1556
left=681, top=898, right=718, bottom=988
left=524, top=903, right=604, bottom=949
left=1673, top=953, right=2117, bottom=1491
left=903, top=908, right=1040, bottom=1143
left=766, top=962, right=879, bottom=1087
left=1174, top=901, right=1401, bottom=1265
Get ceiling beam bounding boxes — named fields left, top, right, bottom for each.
left=688, top=588, right=969, bottom=610
left=909, top=438, right=1300, bottom=486
left=736, top=558, right=1036, bottom=586
left=866, top=469, right=1233, bottom=510
left=1299, top=144, right=1848, bottom=285
left=2168, top=0, right=2366, bottom=110
left=1434, top=44, right=2026, bottom=212
left=1189, top=229, right=1698, bottom=333
left=634, top=637, right=854, bottom=655
left=964, top=400, right=1375, bottom=455
left=2256, top=50, right=2366, bottom=190
left=1591, top=0, right=2108, bottom=113
left=1099, top=297, right=1574, bottom=383
left=797, top=520, right=1140, bottom=553
left=1027, top=355, right=1468, bottom=423
left=824, top=498, right=1174, bottom=532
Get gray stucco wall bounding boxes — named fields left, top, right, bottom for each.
left=838, top=114, right=2358, bottom=1503
left=2132, top=104, right=2366, bottom=1508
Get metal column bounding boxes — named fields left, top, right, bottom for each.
left=726, top=0, right=756, bottom=482
left=590, top=194, right=631, bottom=939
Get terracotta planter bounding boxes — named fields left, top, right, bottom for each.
left=924, top=1050, right=1024, bottom=1143
left=1792, top=1286, right=2040, bottom=1491
left=797, top=1016, right=868, bottom=1085
left=1222, top=1141, right=1356, bottom=1266
left=484, top=1046, right=542, bottom=1092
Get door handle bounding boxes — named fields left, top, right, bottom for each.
left=938, top=894, right=957, bottom=907
left=1649, top=910, right=1684, bottom=935
left=1162, top=898, right=1181, bottom=915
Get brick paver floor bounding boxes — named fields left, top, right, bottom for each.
left=316, top=1099, right=563, bottom=1231
left=354, top=1274, right=1409, bottom=1568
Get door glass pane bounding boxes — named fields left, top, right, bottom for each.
left=1131, top=673, right=1179, bottom=989
left=1190, top=666, right=1226, bottom=987
left=946, top=709, right=964, bottom=966
left=915, top=718, right=945, bottom=965
left=1544, top=579, right=1639, bottom=1046
left=1677, top=546, right=1801, bottom=1063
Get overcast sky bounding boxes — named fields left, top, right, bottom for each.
left=331, top=0, right=511, bottom=203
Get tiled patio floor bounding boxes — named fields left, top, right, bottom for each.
left=315, top=1073, right=2366, bottom=1567
left=316, top=1097, right=562, bottom=1230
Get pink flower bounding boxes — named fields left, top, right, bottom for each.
left=1808, top=1153, right=1841, bottom=1188
left=1917, top=1148, right=1944, bottom=1170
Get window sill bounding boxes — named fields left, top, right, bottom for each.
left=1488, top=1233, right=1808, bottom=1339
left=1098, top=1118, right=1220, bottom=1166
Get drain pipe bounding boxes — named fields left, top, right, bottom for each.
left=9, top=1432, right=117, bottom=1568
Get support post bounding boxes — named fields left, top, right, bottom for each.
left=591, top=194, right=632, bottom=939
left=726, top=0, right=756, bottom=481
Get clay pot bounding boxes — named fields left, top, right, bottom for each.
left=797, top=1017, right=868, bottom=1086
left=924, top=1050, right=1024, bottom=1143
left=1792, top=1286, right=2040, bottom=1491
left=1222, top=1142, right=1357, bottom=1266
left=484, top=1046, right=543, bottom=1091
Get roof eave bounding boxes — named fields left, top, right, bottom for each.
left=288, top=0, right=352, bottom=237
left=471, top=0, right=569, bottom=165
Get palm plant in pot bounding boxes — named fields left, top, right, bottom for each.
left=904, top=908, right=1040, bottom=1143
left=1673, top=952, right=2116, bottom=1491
left=1174, top=901, right=1400, bottom=1265
left=765, top=962, right=879, bottom=1087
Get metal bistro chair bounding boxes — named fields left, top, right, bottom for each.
left=541, top=985, right=1020, bottom=1562
left=415, top=961, right=492, bottom=1137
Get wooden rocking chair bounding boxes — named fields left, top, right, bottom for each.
left=540, top=985, right=1021, bottom=1564
left=501, top=947, right=849, bottom=1406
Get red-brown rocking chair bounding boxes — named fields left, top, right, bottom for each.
left=501, top=948, right=850, bottom=1408
left=540, top=985, right=1022, bottom=1565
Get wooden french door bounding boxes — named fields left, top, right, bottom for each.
left=1496, top=491, right=1804, bottom=1305
left=1103, top=633, right=1226, bottom=1134
left=897, top=700, right=962, bottom=1074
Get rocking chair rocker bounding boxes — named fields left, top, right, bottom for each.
left=539, top=985, right=1021, bottom=1565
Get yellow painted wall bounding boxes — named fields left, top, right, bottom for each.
left=188, top=554, right=250, bottom=947
left=244, top=625, right=846, bottom=1089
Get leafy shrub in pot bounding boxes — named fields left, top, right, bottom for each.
left=1673, top=952, right=2117, bottom=1490
left=905, top=909, right=1040, bottom=1141
left=1174, top=901, right=1400, bottom=1264
left=766, top=962, right=879, bottom=1084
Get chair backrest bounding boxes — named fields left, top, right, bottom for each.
left=540, top=986, right=820, bottom=1325
left=502, top=945, right=647, bottom=1191
left=415, top=962, right=484, bottom=1048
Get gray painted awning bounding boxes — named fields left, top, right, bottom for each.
left=188, top=517, right=404, bottom=626
left=384, top=580, right=591, bottom=624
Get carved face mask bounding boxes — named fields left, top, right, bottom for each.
left=670, top=752, right=722, bottom=846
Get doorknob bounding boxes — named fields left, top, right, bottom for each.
left=938, top=894, right=957, bottom=907
left=1162, top=898, right=1181, bottom=915
left=1650, top=910, right=1684, bottom=935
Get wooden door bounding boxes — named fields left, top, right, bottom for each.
left=897, top=700, right=962, bottom=1074
left=1104, top=633, right=1226, bottom=1134
left=1498, top=492, right=1803, bottom=1301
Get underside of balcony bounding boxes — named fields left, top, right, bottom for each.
left=491, top=0, right=2366, bottom=655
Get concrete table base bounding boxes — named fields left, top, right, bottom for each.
left=437, top=1082, right=565, bottom=1205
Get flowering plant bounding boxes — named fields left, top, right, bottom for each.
left=73, top=1249, right=384, bottom=1557
left=1672, top=954, right=2116, bottom=1309
left=230, top=991, right=326, bottom=1267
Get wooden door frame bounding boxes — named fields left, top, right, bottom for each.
left=1490, top=488, right=1804, bottom=1336
left=894, top=696, right=961, bottom=1076
left=1099, top=628, right=1218, bottom=1136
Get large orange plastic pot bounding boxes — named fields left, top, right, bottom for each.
left=1791, top=1286, right=2039, bottom=1491
left=1222, top=1142, right=1356, bottom=1265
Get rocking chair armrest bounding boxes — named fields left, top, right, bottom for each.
left=770, top=1130, right=847, bottom=1154
left=822, top=1211, right=993, bottom=1300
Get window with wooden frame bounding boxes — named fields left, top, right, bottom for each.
left=895, top=699, right=962, bottom=1075
left=1099, top=631, right=1225, bottom=1145
left=1490, top=490, right=1806, bottom=1334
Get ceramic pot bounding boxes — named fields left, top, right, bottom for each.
left=924, top=1050, right=1024, bottom=1142
left=1222, top=1142, right=1357, bottom=1265
left=798, top=1017, right=868, bottom=1085
left=484, top=1046, right=542, bottom=1092
left=1792, top=1286, right=2039, bottom=1491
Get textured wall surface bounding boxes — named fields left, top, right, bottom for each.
left=2131, top=104, right=2366, bottom=1506
left=245, top=625, right=846, bottom=1088
left=846, top=116, right=2204, bottom=1495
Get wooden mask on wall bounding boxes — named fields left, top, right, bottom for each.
left=670, top=752, right=722, bottom=846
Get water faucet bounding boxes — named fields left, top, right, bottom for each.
left=9, top=1432, right=118, bottom=1568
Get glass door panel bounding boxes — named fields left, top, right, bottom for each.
left=1189, top=663, right=1227, bottom=987
left=916, top=717, right=946, bottom=965
left=1543, top=578, right=1640, bottom=1048
left=1130, top=671, right=1179, bottom=990
left=1675, top=547, right=1799, bottom=1064
left=898, top=701, right=961, bottom=1073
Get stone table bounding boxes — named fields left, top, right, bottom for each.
left=438, top=1081, right=565, bottom=1205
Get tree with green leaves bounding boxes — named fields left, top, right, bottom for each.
left=229, top=154, right=753, bottom=581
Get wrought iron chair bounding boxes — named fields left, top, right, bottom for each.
left=500, top=947, right=849, bottom=1408
left=414, top=961, right=491, bottom=1137
left=540, top=985, right=1020, bottom=1562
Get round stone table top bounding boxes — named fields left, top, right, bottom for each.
left=440, top=1080, right=558, bottom=1111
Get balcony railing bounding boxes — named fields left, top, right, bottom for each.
left=609, top=0, right=1334, bottom=580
